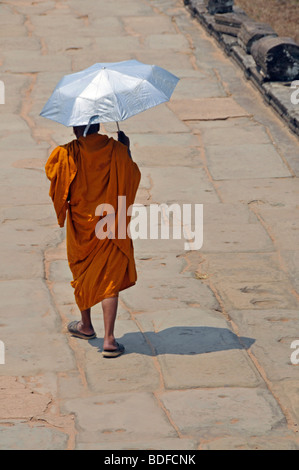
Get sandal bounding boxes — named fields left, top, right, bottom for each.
left=102, top=342, right=125, bottom=358
left=67, top=321, right=96, bottom=340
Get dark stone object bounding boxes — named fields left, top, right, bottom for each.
left=207, top=0, right=234, bottom=15
left=251, top=36, right=299, bottom=82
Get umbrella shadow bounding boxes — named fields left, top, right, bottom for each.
left=90, top=326, right=255, bottom=356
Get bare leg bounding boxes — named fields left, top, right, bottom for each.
left=102, top=296, right=119, bottom=350
left=78, top=308, right=95, bottom=336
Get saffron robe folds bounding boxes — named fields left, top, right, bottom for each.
left=45, top=133, right=141, bottom=310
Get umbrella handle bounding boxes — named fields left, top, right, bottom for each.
left=116, top=122, right=120, bottom=132
left=84, top=115, right=100, bottom=137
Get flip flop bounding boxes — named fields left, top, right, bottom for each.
left=102, top=342, right=125, bottom=358
left=67, top=321, right=96, bottom=340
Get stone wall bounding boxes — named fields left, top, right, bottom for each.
left=184, top=0, right=299, bottom=137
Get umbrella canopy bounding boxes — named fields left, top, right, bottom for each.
left=40, top=60, right=179, bottom=127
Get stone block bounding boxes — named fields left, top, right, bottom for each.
left=160, top=387, right=287, bottom=439
left=238, top=21, right=278, bottom=54
left=62, top=393, right=176, bottom=444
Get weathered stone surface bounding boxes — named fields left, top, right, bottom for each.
left=0, top=377, right=51, bottom=420
left=137, top=308, right=259, bottom=389
left=216, top=280, right=298, bottom=309
left=198, top=120, right=271, bottom=145
left=0, top=421, right=69, bottom=450
left=142, top=165, right=218, bottom=204
left=272, top=380, right=299, bottom=428
left=202, top=223, right=273, bottom=253
left=122, top=16, right=176, bottom=35
left=205, top=143, right=291, bottom=180
left=160, top=387, right=286, bottom=439
left=1, top=50, right=72, bottom=74
left=251, top=36, right=299, bottom=82
left=229, top=310, right=299, bottom=382
left=238, top=22, right=278, bottom=54
left=217, top=178, right=299, bottom=205
left=121, top=275, right=219, bottom=312
left=168, top=97, right=250, bottom=120
left=200, top=435, right=299, bottom=450
left=77, top=437, right=198, bottom=450
left=62, top=393, right=177, bottom=444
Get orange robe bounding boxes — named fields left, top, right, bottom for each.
left=45, top=133, right=141, bottom=311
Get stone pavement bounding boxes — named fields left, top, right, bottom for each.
left=0, top=0, right=299, bottom=451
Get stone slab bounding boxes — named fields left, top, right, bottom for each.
left=119, top=105, right=190, bottom=134
left=229, top=309, right=299, bottom=382
left=88, top=17, right=125, bottom=37
left=168, top=97, right=250, bottom=121
left=282, top=250, right=299, bottom=292
left=216, top=280, right=298, bottom=310
left=43, top=36, right=93, bottom=54
left=122, top=15, right=176, bottom=35
left=189, top=252, right=289, bottom=283
left=69, top=0, right=154, bottom=17
left=145, top=34, right=190, bottom=52
left=121, top=276, right=219, bottom=312
left=82, top=320, right=161, bottom=393
left=217, top=178, right=299, bottom=205
left=159, top=387, right=287, bottom=439
left=0, top=218, right=61, bottom=250
left=198, top=122, right=271, bottom=145
left=256, top=205, right=299, bottom=251
left=200, top=435, right=299, bottom=450
left=132, top=145, right=201, bottom=168
left=0, top=421, right=68, bottom=450
left=0, top=377, right=51, bottom=420
left=202, top=223, right=273, bottom=253
left=0, top=204, right=54, bottom=225
left=0, top=75, right=32, bottom=114
left=77, top=437, right=198, bottom=450
left=174, top=76, right=227, bottom=99
left=49, top=260, right=72, bottom=283
left=0, top=280, right=75, bottom=375
left=142, top=166, right=218, bottom=204
left=62, top=392, right=177, bottom=444
left=1, top=50, right=72, bottom=74
left=93, top=36, right=141, bottom=52
left=134, top=49, right=193, bottom=72
left=129, top=132, right=200, bottom=148
left=137, top=308, right=259, bottom=389
left=135, top=252, right=187, bottom=279
left=205, top=144, right=291, bottom=180
left=0, top=248, right=44, bottom=280
left=272, top=380, right=299, bottom=428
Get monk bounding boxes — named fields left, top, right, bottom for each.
left=45, top=123, right=141, bottom=358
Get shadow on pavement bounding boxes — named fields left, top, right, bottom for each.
left=89, top=326, right=255, bottom=356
